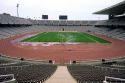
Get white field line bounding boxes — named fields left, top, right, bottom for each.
left=86, top=36, right=99, bottom=43
left=27, top=32, right=48, bottom=41
left=83, top=33, right=99, bottom=43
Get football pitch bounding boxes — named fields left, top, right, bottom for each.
left=22, top=32, right=111, bottom=43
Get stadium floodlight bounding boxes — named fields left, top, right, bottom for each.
left=17, top=3, right=19, bottom=17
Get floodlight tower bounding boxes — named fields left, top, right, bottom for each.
left=17, top=3, right=19, bottom=17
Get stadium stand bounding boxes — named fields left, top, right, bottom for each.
left=95, top=16, right=125, bottom=27
left=0, top=14, right=31, bottom=26
left=93, top=1, right=125, bottom=41
left=0, top=9, right=98, bottom=27
left=68, top=59, right=125, bottom=83
left=30, top=20, right=97, bottom=26
left=0, top=55, right=57, bottom=83
left=0, top=56, right=18, bottom=65
left=90, top=27, right=125, bottom=40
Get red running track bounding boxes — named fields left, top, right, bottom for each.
left=0, top=32, right=125, bottom=64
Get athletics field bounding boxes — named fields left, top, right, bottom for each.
left=22, top=32, right=111, bottom=43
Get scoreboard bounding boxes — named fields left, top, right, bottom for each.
left=59, top=15, right=68, bottom=20
left=42, top=15, right=48, bottom=19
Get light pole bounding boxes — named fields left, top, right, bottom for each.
left=17, top=4, right=19, bottom=17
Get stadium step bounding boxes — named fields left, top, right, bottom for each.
left=44, top=66, right=77, bottom=83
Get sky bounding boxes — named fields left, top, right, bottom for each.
left=0, top=0, right=124, bottom=20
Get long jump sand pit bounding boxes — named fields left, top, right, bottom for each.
left=0, top=32, right=125, bottom=64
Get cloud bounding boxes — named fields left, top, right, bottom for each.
left=0, top=0, right=124, bottom=20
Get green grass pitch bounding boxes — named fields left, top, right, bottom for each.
left=21, top=32, right=111, bottom=43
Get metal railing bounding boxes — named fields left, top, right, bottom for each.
left=103, top=76, right=125, bottom=83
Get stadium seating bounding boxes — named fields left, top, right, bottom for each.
left=87, top=26, right=125, bottom=40
left=68, top=58, right=125, bottom=83
left=0, top=56, right=57, bottom=83
left=68, top=64, right=125, bottom=83
left=0, top=12, right=102, bottom=27
left=95, top=16, right=125, bottom=27
left=0, top=14, right=31, bottom=26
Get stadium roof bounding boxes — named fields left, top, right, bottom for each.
left=94, top=1, right=125, bottom=15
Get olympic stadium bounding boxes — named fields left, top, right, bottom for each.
left=0, top=1, right=125, bottom=83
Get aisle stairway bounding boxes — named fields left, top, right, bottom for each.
left=44, top=66, right=77, bottom=83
